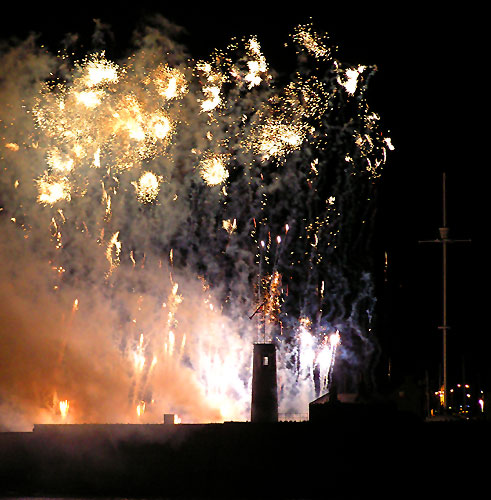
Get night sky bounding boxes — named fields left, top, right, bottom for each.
left=1, top=3, right=485, bottom=392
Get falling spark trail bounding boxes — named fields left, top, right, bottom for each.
left=59, top=400, right=70, bottom=419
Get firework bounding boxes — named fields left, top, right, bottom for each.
left=133, top=171, right=163, bottom=203
left=146, top=64, right=188, bottom=100
left=106, top=231, right=122, bottom=276
left=262, top=271, right=282, bottom=324
left=222, top=218, right=237, bottom=234
left=338, top=65, right=367, bottom=95
left=199, top=153, right=229, bottom=186
left=136, top=400, right=145, bottom=417
left=0, top=17, right=392, bottom=428
left=59, top=399, right=70, bottom=419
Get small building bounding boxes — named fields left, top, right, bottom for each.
left=309, top=385, right=420, bottom=426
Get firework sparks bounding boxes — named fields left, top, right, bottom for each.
left=260, top=271, right=282, bottom=326
left=294, top=319, right=341, bottom=396
left=199, top=153, right=229, bottom=185
left=222, top=218, right=237, bottom=234
left=59, top=400, right=70, bottom=419
left=248, top=113, right=306, bottom=162
left=147, top=64, right=188, bottom=100
left=338, top=65, right=366, bottom=95
left=292, top=23, right=331, bottom=59
left=0, top=17, right=392, bottom=428
left=133, top=171, right=163, bottom=203
left=36, top=174, right=71, bottom=205
left=136, top=400, right=145, bottom=417
left=317, top=331, right=341, bottom=373
left=197, top=60, right=225, bottom=113
left=106, top=231, right=122, bottom=277
left=133, top=334, right=146, bottom=373
left=81, top=53, right=120, bottom=88
left=244, top=37, right=269, bottom=89
left=5, top=142, right=20, bottom=151
left=46, top=148, right=74, bottom=173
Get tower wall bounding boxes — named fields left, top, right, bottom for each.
left=251, top=343, right=278, bottom=422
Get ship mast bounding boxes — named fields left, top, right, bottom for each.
left=419, top=172, right=471, bottom=411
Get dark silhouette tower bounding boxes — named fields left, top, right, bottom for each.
left=251, top=342, right=278, bottom=422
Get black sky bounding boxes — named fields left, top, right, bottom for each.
left=1, top=3, right=485, bottom=389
